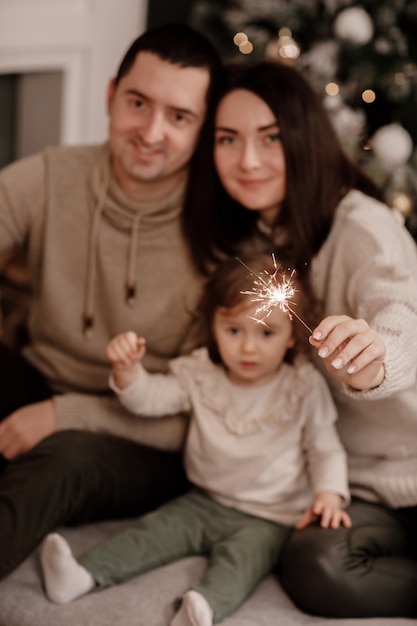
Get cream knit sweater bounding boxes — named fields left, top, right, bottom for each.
left=310, top=190, right=417, bottom=508
left=0, top=144, right=205, bottom=449
left=251, top=189, right=417, bottom=508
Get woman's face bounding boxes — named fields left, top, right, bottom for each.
left=214, top=89, right=286, bottom=225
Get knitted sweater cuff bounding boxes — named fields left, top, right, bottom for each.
left=53, top=392, right=187, bottom=451
left=343, top=318, right=417, bottom=400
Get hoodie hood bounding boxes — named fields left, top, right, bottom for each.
left=83, top=143, right=187, bottom=335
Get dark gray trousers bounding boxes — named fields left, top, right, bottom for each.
left=0, top=342, right=189, bottom=580
left=280, top=498, right=417, bottom=618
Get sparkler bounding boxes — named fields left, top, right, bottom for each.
left=237, top=255, right=312, bottom=333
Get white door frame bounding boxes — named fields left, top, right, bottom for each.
left=0, top=0, right=148, bottom=144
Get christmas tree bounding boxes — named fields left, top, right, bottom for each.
left=190, top=0, right=417, bottom=238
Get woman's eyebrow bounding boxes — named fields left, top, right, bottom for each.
left=215, top=122, right=280, bottom=133
left=215, top=126, right=238, bottom=133
left=258, top=122, right=280, bottom=132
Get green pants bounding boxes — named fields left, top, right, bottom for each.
left=79, top=489, right=291, bottom=623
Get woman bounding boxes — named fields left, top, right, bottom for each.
left=183, top=60, right=417, bottom=618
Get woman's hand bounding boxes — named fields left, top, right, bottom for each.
left=309, top=315, right=386, bottom=390
left=296, top=492, right=351, bottom=530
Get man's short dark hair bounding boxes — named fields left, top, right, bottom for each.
left=114, top=23, right=222, bottom=105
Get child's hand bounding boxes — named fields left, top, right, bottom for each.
left=309, top=315, right=385, bottom=391
left=296, top=492, right=351, bottom=530
left=106, top=331, right=146, bottom=368
left=106, top=332, right=146, bottom=389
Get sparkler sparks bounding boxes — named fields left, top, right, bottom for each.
left=237, top=255, right=312, bottom=333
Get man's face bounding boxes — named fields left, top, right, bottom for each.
left=107, top=51, right=210, bottom=198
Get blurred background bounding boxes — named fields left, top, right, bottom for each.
left=0, top=0, right=416, bottom=236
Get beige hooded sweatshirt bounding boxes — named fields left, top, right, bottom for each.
left=0, top=144, right=205, bottom=449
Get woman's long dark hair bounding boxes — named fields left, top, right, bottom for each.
left=183, top=61, right=384, bottom=276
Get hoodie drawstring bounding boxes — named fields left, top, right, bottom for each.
left=83, top=186, right=106, bottom=337
left=125, top=212, right=141, bottom=305
left=83, top=186, right=143, bottom=336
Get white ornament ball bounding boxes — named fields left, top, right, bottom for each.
left=334, top=7, right=374, bottom=44
left=372, top=123, right=413, bottom=167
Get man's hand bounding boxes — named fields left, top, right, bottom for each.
left=296, top=492, right=351, bottom=530
left=0, top=399, right=56, bottom=460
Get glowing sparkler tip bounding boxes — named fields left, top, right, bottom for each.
left=237, top=255, right=312, bottom=333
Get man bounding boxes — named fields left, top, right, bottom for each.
left=0, top=23, right=222, bottom=578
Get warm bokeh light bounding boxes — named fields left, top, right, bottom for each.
left=265, top=30, right=300, bottom=63
left=362, top=89, right=376, bottom=103
left=325, top=82, right=340, bottom=96
left=233, top=32, right=248, bottom=46
left=390, top=191, right=413, bottom=217
left=239, top=40, right=254, bottom=54
left=279, top=36, right=300, bottom=60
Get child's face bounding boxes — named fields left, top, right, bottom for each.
left=213, top=300, right=295, bottom=386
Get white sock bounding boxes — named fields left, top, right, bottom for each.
left=40, top=533, right=95, bottom=604
left=171, top=590, right=213, bottom=626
